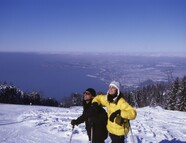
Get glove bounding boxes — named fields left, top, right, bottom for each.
left=71, top=119, right=78, bottom=126
left=115, top=116, right=128, bottom=126
left=109, top=109, right=121, bottom=122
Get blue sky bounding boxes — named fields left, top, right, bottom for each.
left=0, top=0, right=186, bottom=54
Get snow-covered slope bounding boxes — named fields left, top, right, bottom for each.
left=0, top=104, right=185, bottom=143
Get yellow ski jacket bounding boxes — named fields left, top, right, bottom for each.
left=92, top=94, right=137, bottom=136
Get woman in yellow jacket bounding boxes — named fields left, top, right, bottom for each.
left=92, top=81, right=137, bottom=143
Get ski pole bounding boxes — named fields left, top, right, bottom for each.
left=123, top=122, right=127, bottom=143
left=129, top=122, right=135, bottom=143
left=91, top=126, right=93, bottom=143
left=69, top=125, right=74, bottom=143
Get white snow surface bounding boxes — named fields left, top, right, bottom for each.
left=0, top=104, right=186, bottom=143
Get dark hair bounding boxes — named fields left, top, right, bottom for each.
left=85, top=88, right=96, bottom=96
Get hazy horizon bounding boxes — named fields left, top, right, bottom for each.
left=0, top=51, right=186, bottom=57
left=1, top=52, right=186, bottom=100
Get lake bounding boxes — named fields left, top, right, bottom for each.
left=1, top=52, right=186, bottom=100
left=0, top=52, right=108, bottom=100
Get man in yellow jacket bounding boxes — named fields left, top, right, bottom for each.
left=92, top=81, right=137, bottom=143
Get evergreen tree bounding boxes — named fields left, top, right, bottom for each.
left=179, top=76, right=186, bottom=111
left=130, top=91, right=138, bottom=107
left=167, top=77, right=180, bottom=110
left=71, top=92, right=82, bottom=106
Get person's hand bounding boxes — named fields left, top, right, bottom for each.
left=115, top=116, right=128, bottom=126
left=71, top=119, right=78, bottom=126
left=109, top=109, right=121, bottom=122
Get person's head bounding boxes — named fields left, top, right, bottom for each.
left=108, top=81, right=121, bottom=96
left=107, top=81, right=121, bottom=103
left=83, top=88, right=96, bottom=103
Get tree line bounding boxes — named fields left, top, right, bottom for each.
left=123, top=75, right=186, bottom=111
left=0, top=82, right=58, bottom=107
left=0, top=75, right=186, bottom=111
left=66, top=76, right=186, bottom=111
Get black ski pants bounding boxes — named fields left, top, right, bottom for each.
left=109, top=133, right=125, bottom=143
left=88, top=138, right=105, bottom=143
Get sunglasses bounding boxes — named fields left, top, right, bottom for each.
left=83, top=91, right=91, bottom=95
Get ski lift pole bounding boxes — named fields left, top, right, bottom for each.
left=69, top=125, right=75, bottom=143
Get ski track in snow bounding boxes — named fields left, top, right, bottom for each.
left=0, top=104, right=186, bottom=143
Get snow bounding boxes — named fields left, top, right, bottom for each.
left=0, top=104, right=186, bottom=143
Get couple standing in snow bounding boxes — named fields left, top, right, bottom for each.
left=71, top=81, right=137, bottom=143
